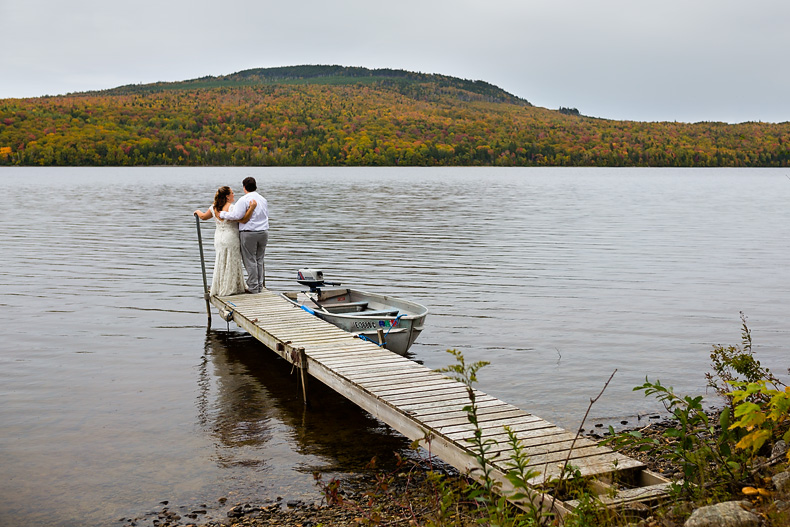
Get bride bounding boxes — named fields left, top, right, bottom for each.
left=194, top=186, right=257, bottom=296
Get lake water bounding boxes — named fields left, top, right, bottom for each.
left=1, top=167, right=788, bottom=526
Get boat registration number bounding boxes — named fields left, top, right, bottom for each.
left=355, top=320, right=397, bottom=330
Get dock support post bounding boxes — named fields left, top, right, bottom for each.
left=194, top=213, right=211, bottom=327
left=286, top=344, right=309, bottom=406
left=298, top=347, right=309, bottom=407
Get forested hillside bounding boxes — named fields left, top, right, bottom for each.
left=1, top=65, right=789, bottom=167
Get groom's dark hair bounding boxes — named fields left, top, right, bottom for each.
left=243, top=177, right=257, bottom=192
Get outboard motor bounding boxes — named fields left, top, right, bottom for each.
left=296, top=268, right=340, bottom=292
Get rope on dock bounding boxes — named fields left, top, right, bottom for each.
left=356, top=314, right=406, bottom=347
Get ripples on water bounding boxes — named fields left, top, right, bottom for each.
left=1, top=167, right=788, bottom=526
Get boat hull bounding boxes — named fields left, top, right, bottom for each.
left=280, top=288, right=427, bottom=355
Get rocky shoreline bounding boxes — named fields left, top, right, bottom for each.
left=118, top=467, right=462, bottom=527
left=118, top=413, right=788, bottom=527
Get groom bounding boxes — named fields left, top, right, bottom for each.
left=220, top=177, right=269, bottom=293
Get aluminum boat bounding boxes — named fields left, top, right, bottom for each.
left=280, top=269, right=428, bottom=355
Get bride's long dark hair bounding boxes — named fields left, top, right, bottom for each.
left=213, top=186, right=232, bottom=215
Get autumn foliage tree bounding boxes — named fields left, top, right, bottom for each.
left=1, top=66, right=789, bottom=167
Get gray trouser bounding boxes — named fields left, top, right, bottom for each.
left=239, top=230, right=268, bottom=292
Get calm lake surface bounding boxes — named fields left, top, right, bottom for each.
left=1, top=167, right=788, bottom=525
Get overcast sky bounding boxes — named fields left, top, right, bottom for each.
left=2, top=0, right=788, bottom=123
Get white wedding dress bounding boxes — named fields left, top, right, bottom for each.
left=210, top=206, right=246, bottom=297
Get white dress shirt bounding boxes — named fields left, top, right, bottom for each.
left=220, top=191, right=269, bottom=231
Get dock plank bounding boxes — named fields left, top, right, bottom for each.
left=380, top=386, right=473, bottom=404
left=357, top=372, right=445, bottom=388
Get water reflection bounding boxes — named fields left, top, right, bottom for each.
left=199, top=329, right=414, bottom=474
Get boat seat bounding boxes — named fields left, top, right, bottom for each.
left=323, top=301, right=369, bottom=313
left=360, top=309, right=400, bottom=317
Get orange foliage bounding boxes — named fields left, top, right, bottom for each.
left=0, top=82, right=789, bottom=167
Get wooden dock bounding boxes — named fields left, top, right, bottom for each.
left=208, top=289, right=670, bottom=517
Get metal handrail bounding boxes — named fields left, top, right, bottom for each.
left=194, top=213, right=211, bottom=326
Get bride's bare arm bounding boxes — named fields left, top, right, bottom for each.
left=194, top=207, right=213, bottom=220
left=238, top=200, right=257, bottom=224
